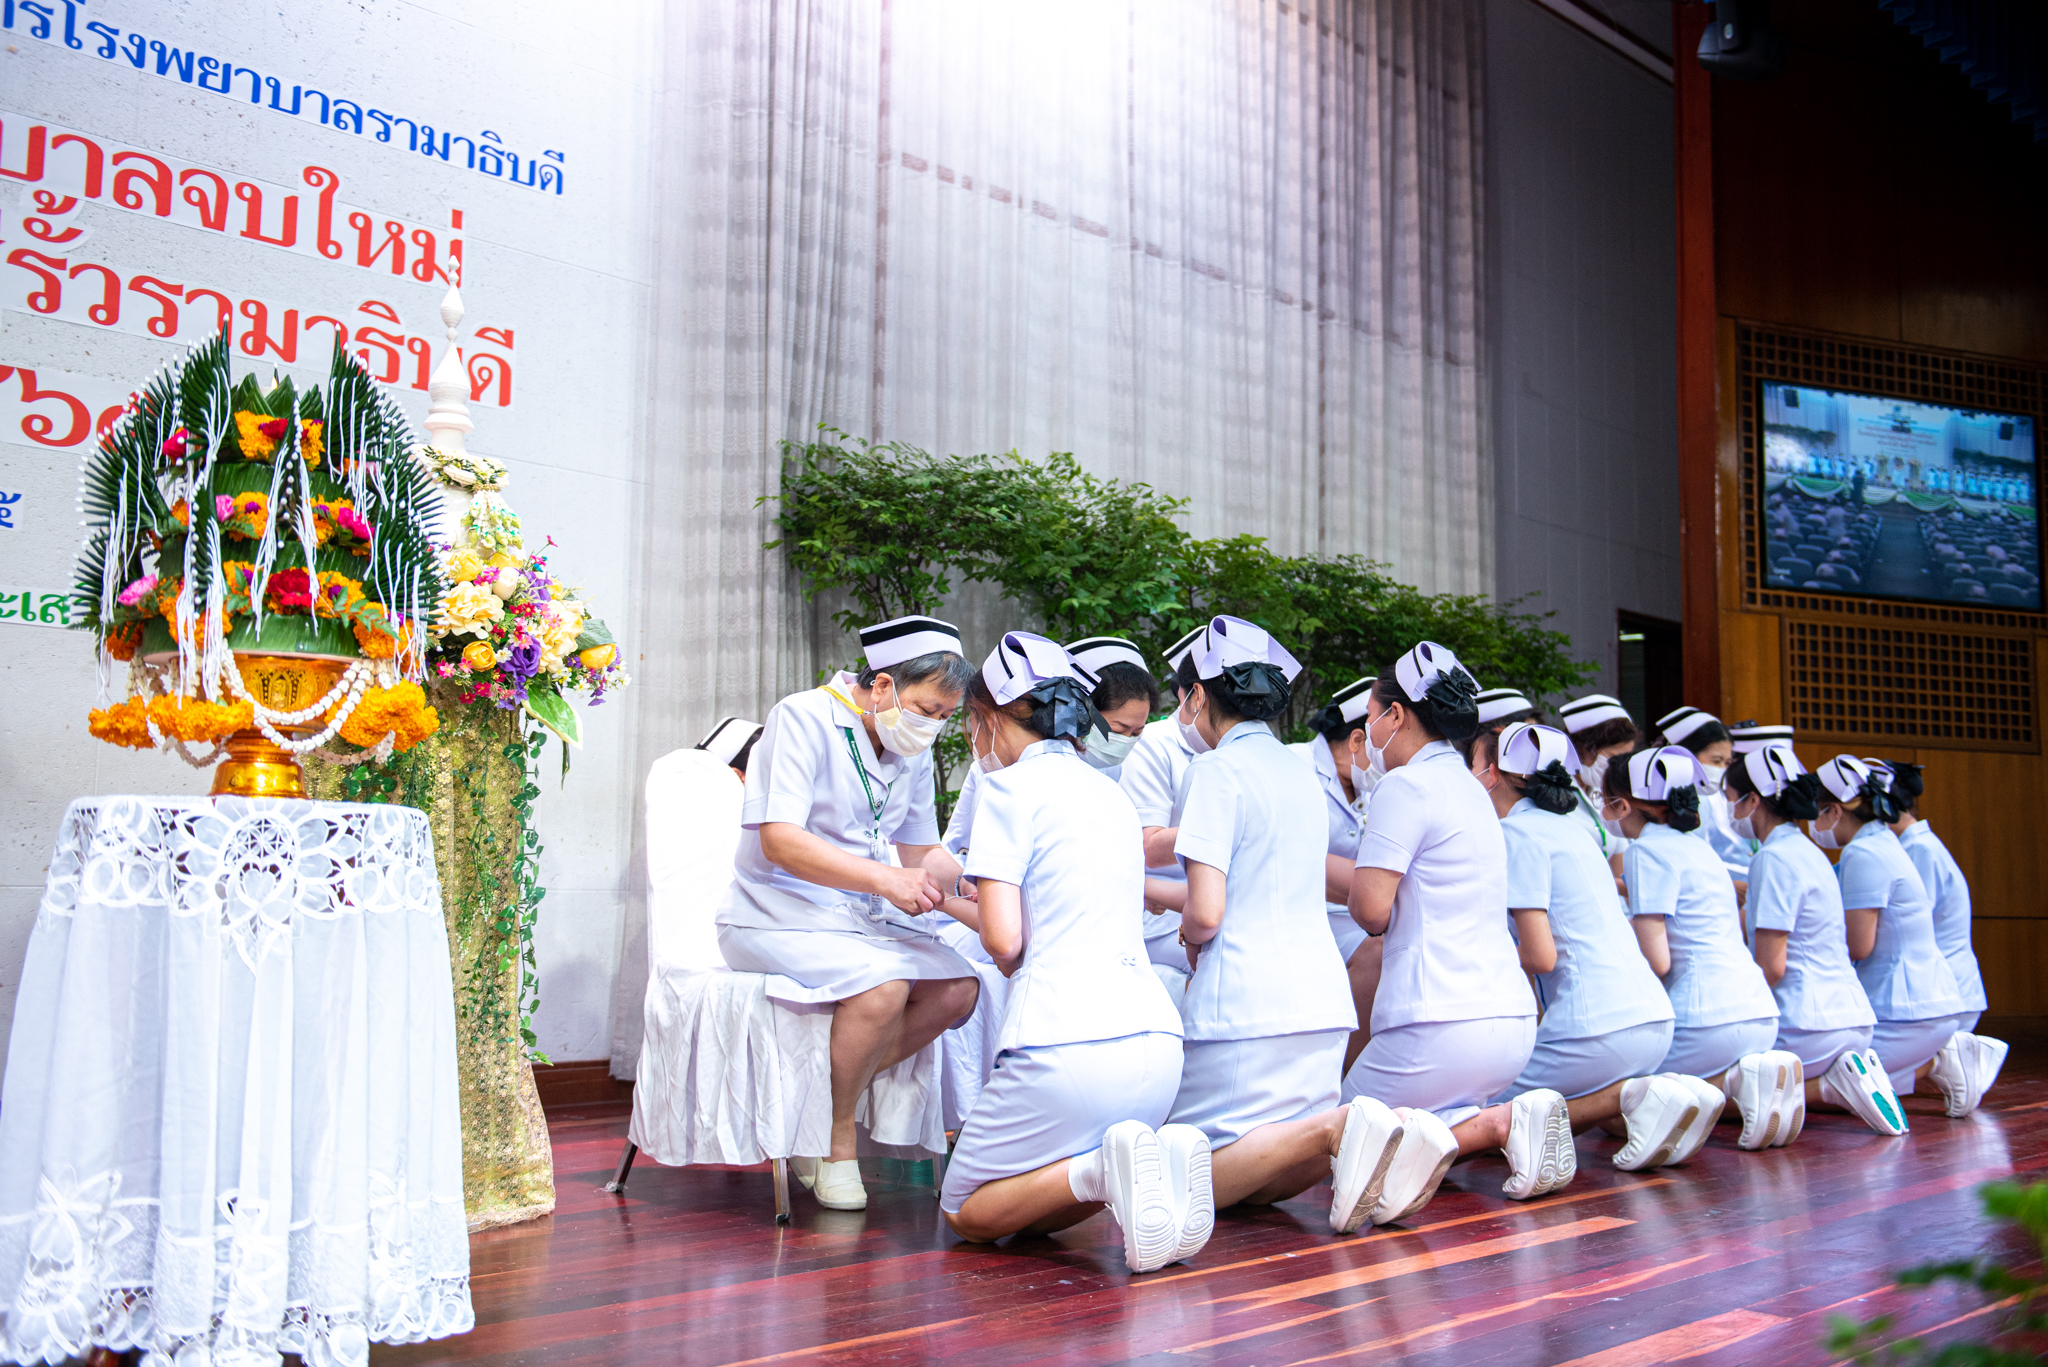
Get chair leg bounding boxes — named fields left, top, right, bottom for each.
left=603, top=1140, right=639, bottom=1195
left=773, top=1157, right=792, bottom=1224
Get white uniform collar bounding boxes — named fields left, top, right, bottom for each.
left=1018, top=737, right=1078, bottom=763
left=1848, top=819, right=1887, bottom=846
left=1409, top=739, right=1458, bottom=765
left=1762, top=820, right=1806, bottom=848
left=1215, top=718, right=1273, bottom=749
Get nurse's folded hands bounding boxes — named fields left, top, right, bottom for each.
left=876, top=864, right=945, bottom=914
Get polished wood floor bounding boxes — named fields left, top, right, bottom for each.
left=383, top=1052, right=2047, bottom=1366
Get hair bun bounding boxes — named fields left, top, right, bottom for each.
left=1024, top=676, right=1101, bottom=742
left=1887, top=761, right=1925, bottom=801
left=1524, top=758, right=1578, bottom=815
left=1214, top=661, right=1293, bottom=722
left=1421, top=670, right=1480, bottom=742
left=1666, top=783, right=1702, bottom=833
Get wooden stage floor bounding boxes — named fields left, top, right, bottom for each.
left=384, top=1054, right=2048, bottom=1366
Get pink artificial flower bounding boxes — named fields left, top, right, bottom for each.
left=117, top=574, right=158, bottom=607
left=215, top=494, right=235, bottom=521
left=160, top=427, right=191, bottom=459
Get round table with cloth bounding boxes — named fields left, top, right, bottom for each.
left=0, top=796, right=474, bottom=1367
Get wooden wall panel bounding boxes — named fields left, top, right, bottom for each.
left=1975, top=919, right=2048, bottom=1018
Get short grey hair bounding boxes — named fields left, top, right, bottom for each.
left=857, top=650, right=975, bottom=696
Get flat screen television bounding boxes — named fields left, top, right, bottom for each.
left=1759, top=381, right=2041, bottom=611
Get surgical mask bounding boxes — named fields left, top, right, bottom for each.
left=1729, top=810, right=1757, bottom=842
left=1698, top=762, right=1727, bottom=795
left=1600, top=814, right=1627, bottom=840
left=1810, top=814, right=1841, bottom=850
left=1581, top=753, right=1612, bottom=796
left=1364, top=707, right=1396, bottom=779
left=873, top=693, right=947, bottom=758
left=1082, top=724, right=1139, bottom=771
left=1350, top=763, right=1377, bottom=807
left=971, top=719, right=1004, bottom=774
left=1177, top=692, right=1212, bottom=755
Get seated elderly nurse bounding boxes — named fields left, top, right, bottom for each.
left=940, top=633, right=1202, bottom=1274
left=714, top=615, right=982, bottom=1212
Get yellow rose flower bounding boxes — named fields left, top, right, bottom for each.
left=445, top=548, right=485, bottom=584
left=578, top=644, right=617, bottom=670
left=488, top=552, right=521, bottom=570
left=437, top=581, right=505, bottom=636
left=462, top=641, right=498, bottom=672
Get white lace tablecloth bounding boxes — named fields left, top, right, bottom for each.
left=0, top=797, right=474, bottom=1367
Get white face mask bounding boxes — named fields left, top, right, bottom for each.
left=871, top=683, right=947, bottom=758
left=1810, top=812, right=1842, bottom=850
left=1178, top=689, right=1212, bottom=755
left=1082, top=724, right=1138, bottom=770
left=1364, top=706, right=1397, bottom=779
left=1581, top=753, right=1612, bottom=797
left=1698, top=762, right=1727, bottom=796
left=1600, top=814, right=1627, bottom=840
left=970, top=716, right=1004, bottom=774
left=1350, top=763, right=1377, bottom=807
left=1729, top=807, right=1757, bottom=843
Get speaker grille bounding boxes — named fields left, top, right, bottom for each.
left=1784, top=618, right=2036, bottom=751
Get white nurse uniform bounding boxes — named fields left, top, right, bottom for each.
left=1287, top=738, right=1369, bottom=960
left=1898, top=821, right=1988, bottom=1031
left=1121, top=714, right=1197, bottom=970
left=1743, top=821, right=1877, bottom=1072
left=1838, top=822, right=1969, bottom=1092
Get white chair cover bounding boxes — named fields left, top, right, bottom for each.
left=627, top=750, right=947, bottom=1165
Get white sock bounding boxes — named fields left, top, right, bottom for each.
left=1817, top=1072, right=1844, bottom=1109
left=1719, top=1065, right=1741, bottom=1097
left=1068, top=1147, right=1108, bottom=1203
left=1619, top=1077, right=1650, bottom=1113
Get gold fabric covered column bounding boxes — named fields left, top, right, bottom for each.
left=311, top=684, right=556, bottom=1230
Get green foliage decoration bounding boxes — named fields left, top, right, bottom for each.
left=1826, top=1179, right=2048, bottom=1365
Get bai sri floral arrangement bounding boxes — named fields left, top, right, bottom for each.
left=75, top=329, right=444, bottom=776
left=416, top=446, right=629, bottom=748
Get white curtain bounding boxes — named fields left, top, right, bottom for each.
left=613, top=0, right=1488, bottom=1075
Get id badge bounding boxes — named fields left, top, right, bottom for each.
left=865, top=829, right=891, bottom=921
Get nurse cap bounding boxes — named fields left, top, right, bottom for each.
left=1164, top=624, right=1207, bottom=673
left=1497, top=721, right=1574, bottom=777
left=1816, top=754, right=1883, bottom=804
left=1628, top=745, right=1708, bottom=801
left=1657, top=706, right=1722, bottom=746
left=696, top=715, right=762, bottom=768
left=1327, top=676, right=1378, bottom=724
left=1065, top=635, right=1147, bottom=676
left=1476, top=686, right=1536, bottom=726
left=1728, top=720, right=1795, bottom=755
left=1192, top=615, right=1302, bottom=683
left=1392, top=640, right=1476, bottom=704
left=860, top=614, right=963, bottom=670
left=983, top=630, right=1094, bottom=706
left=1740, top=743, right=1806, bottom=799
left=1558, top=693, right=1631, bottom=734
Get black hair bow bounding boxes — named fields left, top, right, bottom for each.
left=1220, top=661, right=1291, bottom=707
left=1025, top=676, right=1102, bottom=742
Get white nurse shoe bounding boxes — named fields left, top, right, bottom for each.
left=1661, top=1074, right=1726, bottom=1162
left=1930, top=1035, right=1984, bottom=1117
left=1371, top=1108, right=1458, bottom=1226
left=1732, top=1051, right=1805, bottom=1150
left=1821, top=1049, right=1906, bottom=1135
left=811, top=1158, right=868, bottom=1210
left=1972, top=1033, right=2011, bottom=1106
left=1328, top=1097, right=1405, bottom=1234
left=1156, top=1123, right=1216, bottom=1264
left=1500, top=1090, right=1576, bottom=1200
left=1101, top=1120, right=1180, bottom=1274
left=1613, top=1076, right=1700, bottom=1171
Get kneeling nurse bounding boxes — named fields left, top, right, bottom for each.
left=940, top=632, right=1207, bottom=1275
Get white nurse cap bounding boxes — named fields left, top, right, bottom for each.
left=859, top=614, right=963, bottom=670
left=1740, top=744, right=1806, bottom=799
left=1476, top=686, right=1536, bottom=725
left=696, top=716, right=762, bottom=767
left=1816, top=754, right=1882, bottom=803
left=1497, top=721, right=1574, bottom=776
left=1192, top=615, right=1301, bottom=682
left=1327, top=676, right=1378, bottom=724
left=1728, top=720, right=1795, bottom=755
left=1391, top=640, right=1474, bottom=704
left=1065, top=635, right=1147, bottom=676
left=1657, top=706, right=1722, bottom=746
left=1558, top=694, right=1631, bottom=734
left=1164, top=625, right=1206, bottom=673
left=1627, top=745, right=1708, bottom=801
left=983, top=630, right=1092, bottom=705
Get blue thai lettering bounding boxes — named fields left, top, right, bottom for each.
left=233, top=66, right=261, bottom=102
left=538, top=162, right=564, bottom=195
left=196, top=55, right=230, bottom=93
left=509, top=153, right=537, bottom=188
left=328, top=99, right=364, bottom=134
left=366, top=109, right=393, bottom=142
left=477, top=130, right=504, bottom=177
left=150, top=40, right=195, bottom=83
left=57, top=0, right=79, bottom=48
left=15, top=2, right=53, bottom=41
left=84, top=19, right=116, bottom=57
left=391, top=116, right=418, bottom=151
left=265, top=78, right=303, bottom=115
left=119, top=32, right=145, bottom=68
left=298, top=88, right=333, bottom=123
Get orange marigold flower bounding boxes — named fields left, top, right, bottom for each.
left=170, top=499, right=190, bottom=528
left=234, top=410, right=282, bottom=460
left=337, top=682, right=439, bottom=752
left=87, top=698, right=155, bottom=750
left=300, top=419, right=325, bottom=468
left=147, top=694, right=254, bottom=743
left=107, top=621, right=145, bottom=662
left=352, top=616, right=414, bottom=660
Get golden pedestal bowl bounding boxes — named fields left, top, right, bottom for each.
left=210, top=653, right=355, bottom=800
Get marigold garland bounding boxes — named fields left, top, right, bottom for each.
left=147, top=694, right=255, bottom=742
left=233, top=410, right=290, bottom=460
left=87, top=697, right=154, bottom=750
left=336, top=681, right=439, bottom=750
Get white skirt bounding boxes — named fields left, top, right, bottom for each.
left=930, top=919, right=1011, bottom=1130
left=1170, top=1029, right=1348, bottom=1147
left=1659, top=1016, right=1779, bottom=1078
left=940, top=1032, right=1183, bottom=1214
left=1873, top=1012, right=1970, bottom=1094
left=716, top=923, right=977, bottom=1007
left=1499, top=1018, right=1675, bottom=1102
left=1344, top=1015, right=1537, bottom=1127
left=1775, top=1023, right=1873, bottom=1074
left=1328, top=909, right=1368, bottom=962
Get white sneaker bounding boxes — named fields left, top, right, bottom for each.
left=1101, top=1121, right=1179, bottom=1274
left=812, top=1158, right=868, bottom=1210
left=1371, top=1108, right=1458, bottom=1226
left=1501, top=1090, right=1576, bottom=1200
left=1733, top=1051, right=1804, bottom=1150
left=1328, top=1097, right=1405, bottom=1234
left=1929, top=1034, right=1978, bottom=1117
left=1823, top=1049, right=1906, bottom=1135
left=1972, top=1033, right=2011, bottom=1105
left=1156, top=1123, right=1215, bottom=1265
left=1661, top=1074, right=1726, bottom=1163
left=1613, top=1077, right=1699, bottom=1171
left=1773, top=1055, right=1806, bottom=1148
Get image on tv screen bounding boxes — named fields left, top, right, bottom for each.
left=1761, top=382, right=2040, bottom=610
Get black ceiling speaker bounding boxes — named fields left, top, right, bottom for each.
left=1696, top=0, right=1789, bottom=82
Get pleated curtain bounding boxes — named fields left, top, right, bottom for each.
left=613, top=0, right=1488, bottom=1073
